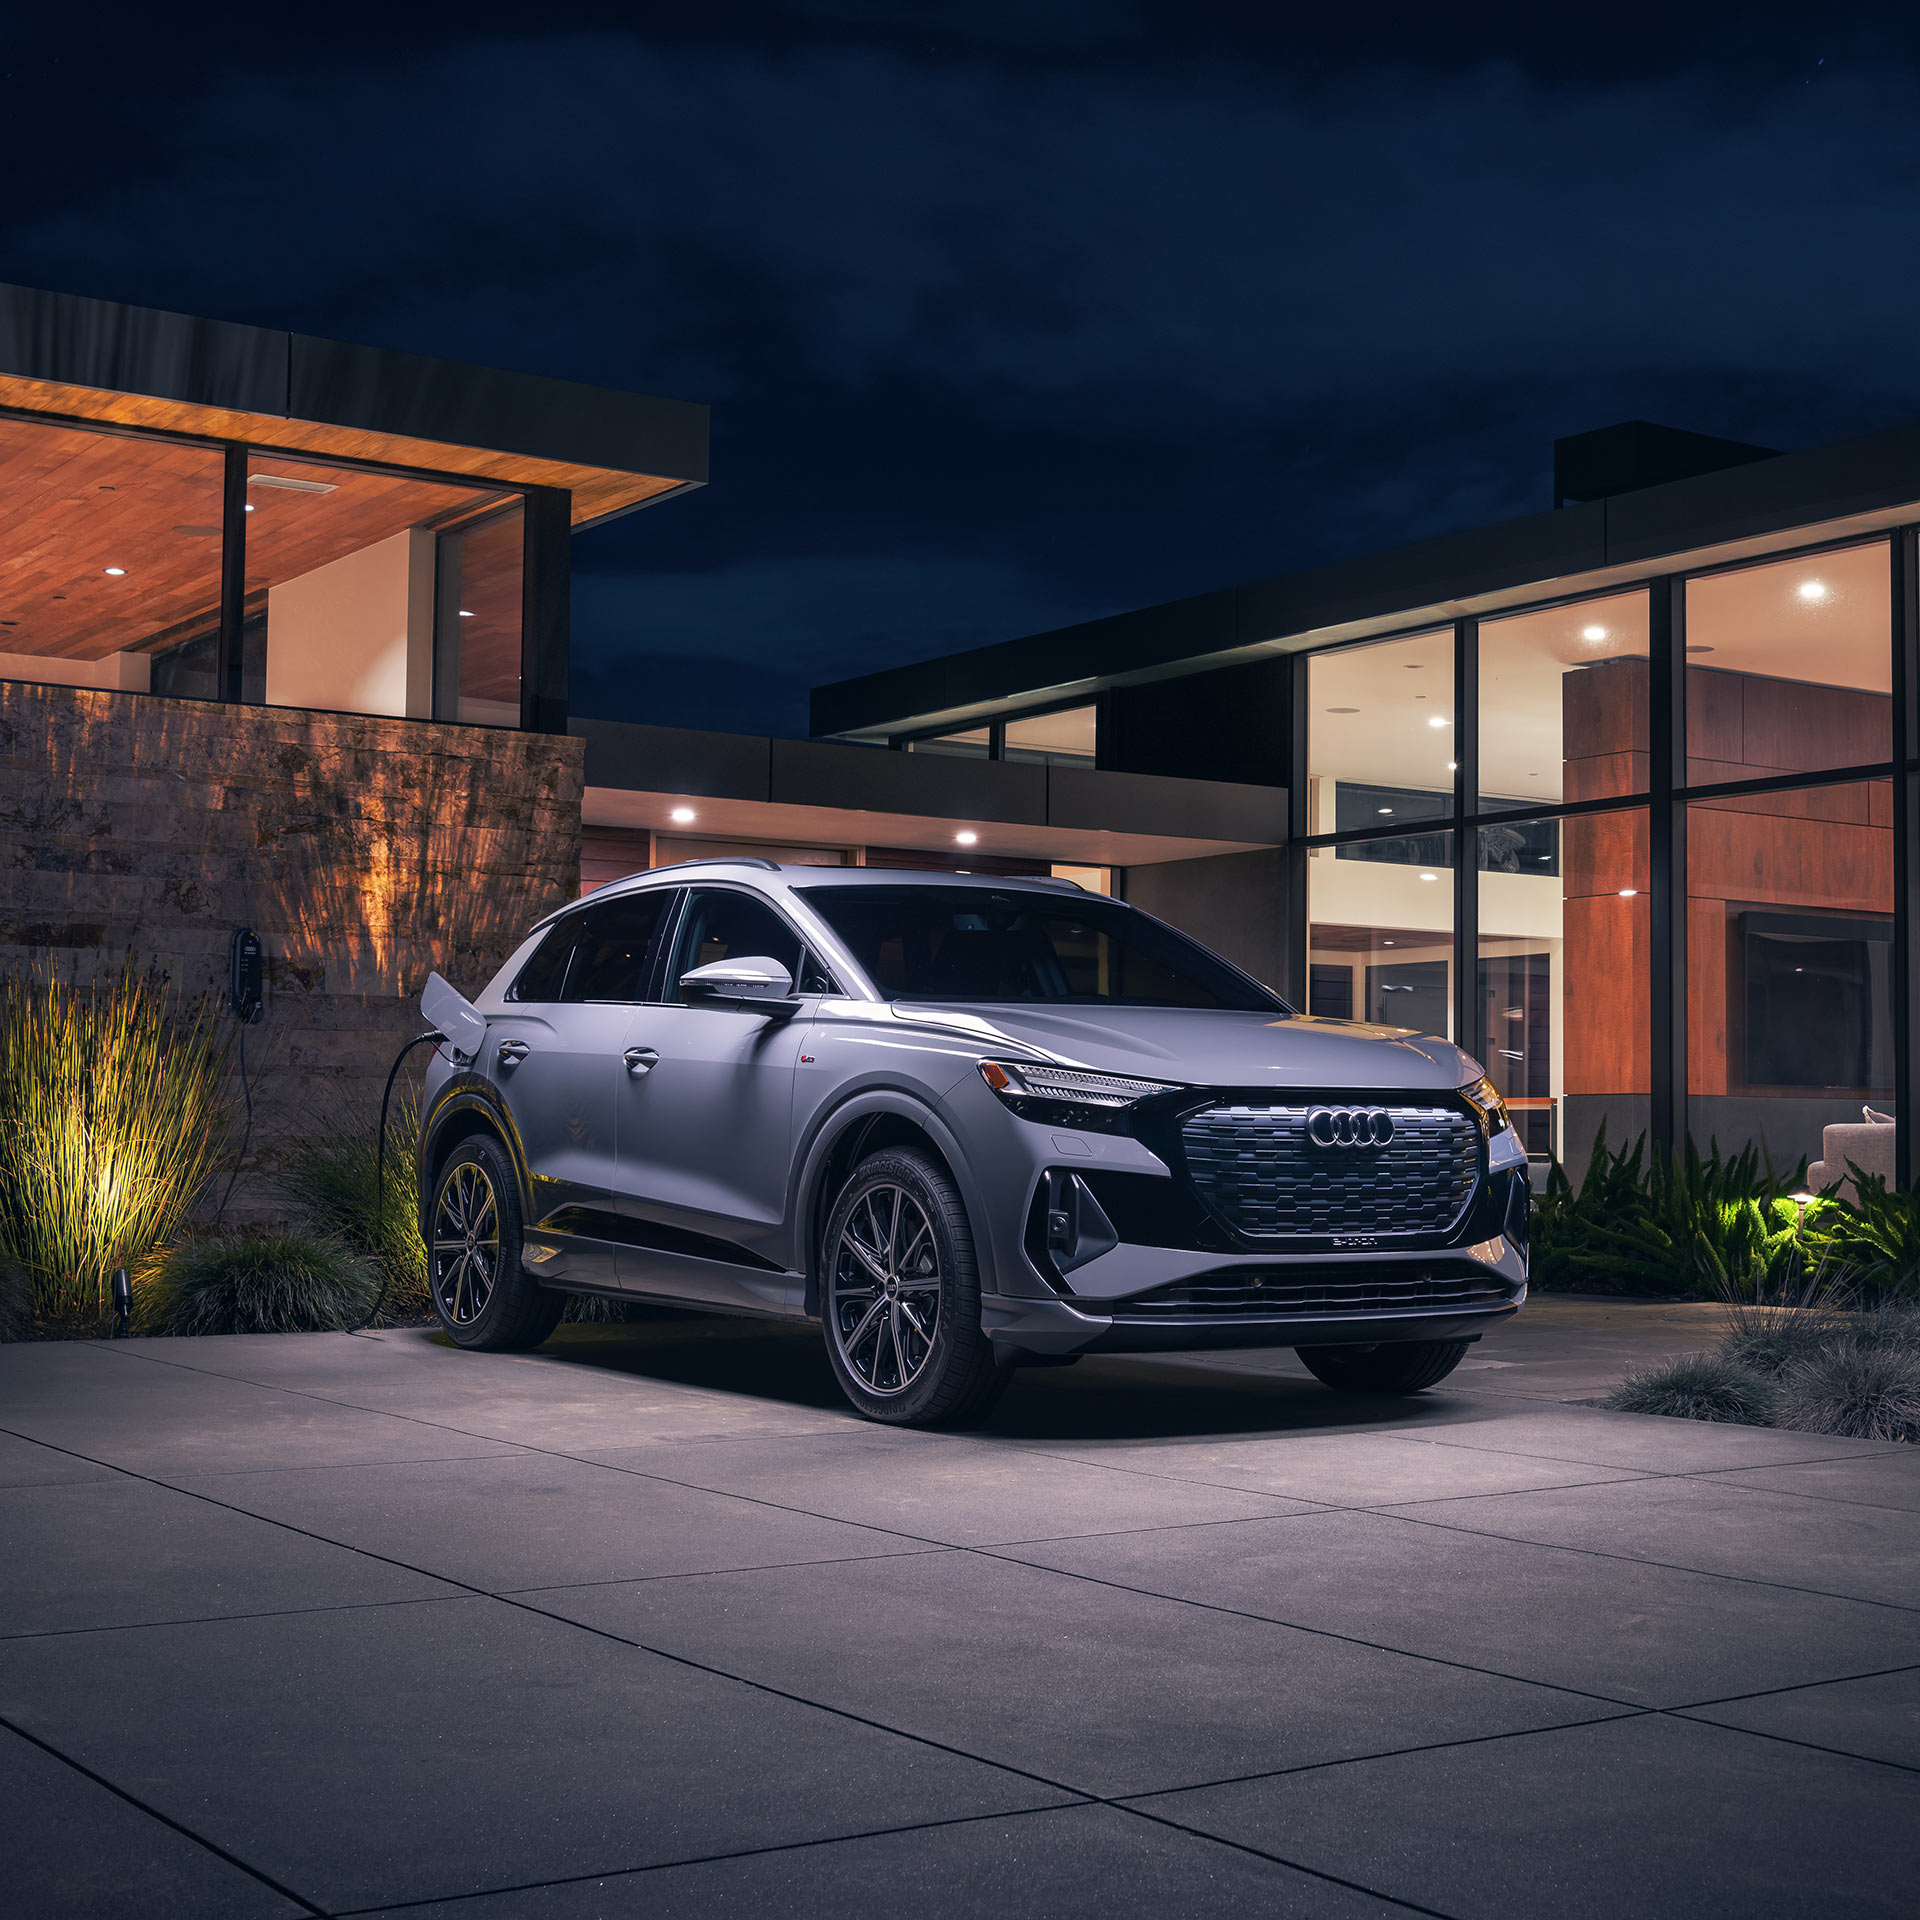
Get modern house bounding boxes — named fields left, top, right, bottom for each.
left=814, top=419, right=1920, bottom=1185
left=0, top=283, right=1280, bottom=1155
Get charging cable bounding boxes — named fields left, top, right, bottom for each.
left=348, top=1030, right=447, bottom=1334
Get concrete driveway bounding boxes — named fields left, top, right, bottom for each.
left=3, top=1301, right=1917, bottom=1918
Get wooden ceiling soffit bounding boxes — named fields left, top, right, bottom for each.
left=0, top=374, right=688, bottom=526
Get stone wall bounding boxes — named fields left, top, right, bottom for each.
left=0, top=681, right=583, bottom=1208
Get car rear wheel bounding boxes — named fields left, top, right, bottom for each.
left=429, top=1136, right=564, bottom=1352
left=1295, top=1338, right=1471, bottom=1394
left=821, top=1148, right=1010, bottom=1428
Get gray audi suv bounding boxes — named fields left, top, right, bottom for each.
left=417, top=860, right=1529, bottom=1426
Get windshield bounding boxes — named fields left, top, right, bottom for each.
left=798, top=885, right=1287, bottom=1012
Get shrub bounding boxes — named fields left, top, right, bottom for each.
left=0, top=963, right=234, bottom=1330
left=0, top=1258, right=30, bottom=1342
left=1604, top=1351, right=1778, bottom=1424
left=1819, top=1172, right=1920, bottom=1298
left=275, top=1098, right=429, bottom=1322
left=561, top=1293, right=642, bottom=1323
left=1773, top=1337, right=1920, bottom=1444
left=1533, top=1122, right=1828, bottom=1300
left=156, top=1229, right=378, bottom=1336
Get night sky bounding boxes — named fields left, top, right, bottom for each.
left=6, top=2, right=1920, bottom=737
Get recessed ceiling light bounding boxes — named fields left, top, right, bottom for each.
left=1378, top=807, right=1394, bottom=815
left=1404, top=663, right=1423, bottom=670
left=1686, top=644, right=1714, bottom=654
left=1581, top=624, right=1608, bottom=641
left=1447, top=761, right=1458, bottom=771
left=1428, top=716, right=1449, bottom=728
left=956, top=830, right=978, bottom=846
left=103, top=567, right=125, bottom=576
left=1798, top=580, right=1828, bottom=602
left=1326, top=706, right=1358, bottom=714
left=1419, top=872, right=1438, bottom=882
left=669, top=806, right=696, bottom=824
left=1383, top=940, right=1395, bottom=947
left=1619, top=888, right=1639, bottom=898
left=458, top=610, right=475, bottom=618
left=244, top=504, right=255, bottom=513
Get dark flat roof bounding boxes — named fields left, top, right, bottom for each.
left=0, top=281, right=706, bottom=493
left=812, top=415, right=1920, bottom=739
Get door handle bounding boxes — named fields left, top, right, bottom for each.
left=497, top=1040, right=531, bottom=1067
left=624, top=1047, right=660, bottom=1077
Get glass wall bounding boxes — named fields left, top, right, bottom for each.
left=1686, top=780, right=1893, bottom=1171
left=1479, top=809, right=1649, bottom=1168
left=1308, top=832, right=1454, bottom=1036
left=434, top=505, right=524, bottom=726
left=0, top=412, right=224, bottom=696
left=1306, top=628, right=1453, bottom=835
left=908, top=725, right=992, bottom=759
left=1296, top=532, right=1906, bottom=1184
left=1478, top=589, right=1649, bottom=811
left=245, top=452, right=518, bottom=719
left=1003, top=704, right=1096, bottom=767
left=1685, top=545, right=1890, bottom=784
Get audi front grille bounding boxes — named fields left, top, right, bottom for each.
left=1179, top=1102, right=1480, bottom=1240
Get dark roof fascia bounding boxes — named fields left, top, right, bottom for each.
left=811, top=418, right=1920, bottom=740
left=0, top=282, right=708, bottom=484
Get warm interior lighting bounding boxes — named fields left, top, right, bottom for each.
left=1798, top=580, right=1828, bottom=602
left=243, top=503, right=255, bottom=512
left=1419, top=872, right=1438, bottom=882
left=956, top=830, right=979, bottom=846
left=1581, top=624, right=1608, bottom=641
left=1619, top=888, right=1639, bottom=897
left=103, top=567, right=126, bottom=576
left=1377, top=807, right=1393, bottom=815
left=249, top=472, right=340, bottom=494
left=668, top=806, right=696, bottom=824
left=1428, top=716, right=1449, bottom=728
left=458, top=609, right=475, bottom=618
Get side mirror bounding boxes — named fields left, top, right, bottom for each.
left=679, top=956, right=801, bottom=1016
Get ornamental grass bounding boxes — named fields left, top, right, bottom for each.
left=1604, top=1351, right=1779, bottom=1425
left=156, top=1229, right=378, bottom=1336
left=0, top=963, right=234, bottom=1332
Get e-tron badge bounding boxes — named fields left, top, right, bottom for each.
left=1305, top=1106, right=1394, bottom=1149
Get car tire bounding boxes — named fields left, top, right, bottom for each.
left=427, top=1135, right=564, bottom=1352
left=1294, top=1338, right=1471, bottom=1394
left=820, top=1147, right=1011, bottom=1428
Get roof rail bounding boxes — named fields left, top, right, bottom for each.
left=621, top=856, right=783, bottom=876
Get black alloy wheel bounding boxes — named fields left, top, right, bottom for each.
left=428, top=1135, right=564, bottom=1351
left=822, top=1147, right=1009, bottom=1427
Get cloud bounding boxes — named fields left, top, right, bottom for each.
left=14, top=36, right=1920, bottom=430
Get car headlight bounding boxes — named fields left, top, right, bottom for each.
left=1461, top=1073, right=1513, bottom=1136
left=979, top=1059, right=1181, bottom=1130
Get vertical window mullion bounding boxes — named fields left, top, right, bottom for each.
left=1452, top=617, right=1477, bottom=1050
left=1647, top=575, right=1685, bottom=1157
left=1893, top=529, right=1919, bottom=1186
left=1286, top=649, right=1310, bottom=1009
left=216, top=444, right=247, bottom=703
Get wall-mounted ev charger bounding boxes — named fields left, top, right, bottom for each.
left=228, top=928, right=264, bottom=1024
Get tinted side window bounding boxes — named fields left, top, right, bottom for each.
left=566, top=891, right=675, bottom=1003
left=669, top=889, right=803, bottom=1001
left=508, top=913, right=586, bottom=1002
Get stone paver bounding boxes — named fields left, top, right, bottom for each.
left=1, top=1304, right=1914, bottom=1917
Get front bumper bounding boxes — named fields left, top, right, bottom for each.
left=984, top=1255, right=1526, bottom=1358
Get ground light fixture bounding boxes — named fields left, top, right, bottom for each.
left=669, top=806, right=696, bottom=824
left=110, top=1268, right=131, bottom=1336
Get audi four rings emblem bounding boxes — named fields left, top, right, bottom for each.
left=1305, top=1106, right=1394, bottom=1148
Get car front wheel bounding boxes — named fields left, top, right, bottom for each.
left=1295, top=1339, right=1471, bottom=1394
left=821, top=1148, right=1010, bottom=1428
